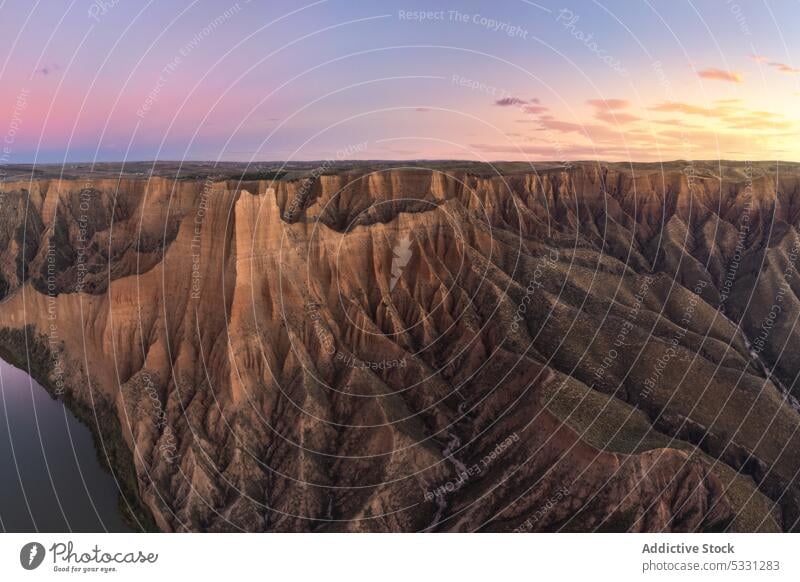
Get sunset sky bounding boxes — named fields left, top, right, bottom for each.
left=1, top=0, right=798, bottom=163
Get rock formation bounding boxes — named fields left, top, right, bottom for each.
left=1, top=160, right=799, bottom=532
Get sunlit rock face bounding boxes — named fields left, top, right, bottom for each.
left=1, top=161, right=799, bottom=532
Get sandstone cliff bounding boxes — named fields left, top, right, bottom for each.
left=1, top=161, right=798, bottom=532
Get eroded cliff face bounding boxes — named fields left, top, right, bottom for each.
left=1, top=162, right=799, bottom=532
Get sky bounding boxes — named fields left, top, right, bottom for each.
left=0, top=0, right=798, bottom=163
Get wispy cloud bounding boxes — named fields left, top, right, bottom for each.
left=649, top=99, right=791, bottom=132
left=750, top=55, right=800, bottom=74
left=495, top=97, right=527, bottom=107
left=650, top=101, right=719, bottom=117
left=470, top=142, right=612, bottom=157
left=650, top=117, right=702, bottom=129
left=522, top=104, right=548, bottom=114
left=768, top=61, right=800, bottom=74
left=34, top=63, right=60, bottom=76
left=697, top=68, right=743, bottom=83
left=594, top=110, right=640, bottom=124
left=586, top=99, right=638, bottom=124
left=586, top=98, right=630, bottom=110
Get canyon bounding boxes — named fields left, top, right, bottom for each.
left=0, top=160, right=799, bottom=532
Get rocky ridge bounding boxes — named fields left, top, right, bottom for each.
left=1, top=161, right=799, bottom=532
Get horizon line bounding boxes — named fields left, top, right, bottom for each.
left=3, top=159, right=799, bottom=167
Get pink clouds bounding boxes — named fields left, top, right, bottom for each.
left=750, top=55, right=800, bottom=74
left=650, top=101, right=718, bottom=117
left=593, top=110, right=640, bottom=124
left=586, top=98, right=630, bottom=110
left=697, top=68, right=743, bottom=83
left=586, top=99, right=639, bottom=124
left=522, top=104, right=548, bottom=114
left=768, top=62, right=800, bottom=74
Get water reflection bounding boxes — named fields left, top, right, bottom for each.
left=0, top=359, right=132, bottom=532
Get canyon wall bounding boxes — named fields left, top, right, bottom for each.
left=1, top=162, right=799, bottom=532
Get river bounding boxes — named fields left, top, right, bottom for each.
left=0, top=359, right=132, bottom=532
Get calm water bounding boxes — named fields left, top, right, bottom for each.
left=0, top=359, right=132, bottom=532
